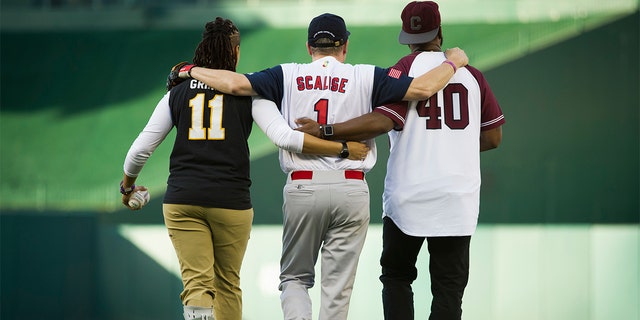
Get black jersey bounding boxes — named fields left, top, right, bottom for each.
left=164, top=79, right=253, bottom=209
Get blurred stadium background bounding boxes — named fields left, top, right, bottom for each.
left=1, top=0, right=638, bottom=319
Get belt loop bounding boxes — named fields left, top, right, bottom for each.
left=344, top=170, right=365, bottom=180
left=291, top=170, right=364, bottom=181
left=291, top=171, right=313, bottom=180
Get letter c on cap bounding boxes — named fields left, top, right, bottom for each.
left=410, top=16, right=422, bottom=30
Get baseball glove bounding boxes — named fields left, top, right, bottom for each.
left=166, top=61, right=194, bottom=91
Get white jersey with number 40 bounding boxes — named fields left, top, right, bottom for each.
left=380, top=52, right=505, bottom=237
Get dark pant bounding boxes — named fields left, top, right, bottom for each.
left=379, top=217, right=471, bottom=320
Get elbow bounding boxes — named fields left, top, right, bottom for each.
left=214, top=77, right=250, bottom=96
left=273, top=139, right=293, bottom=151
left=405, top=78, right=436, bottom=100
left=227, top=84, right=246, bottom=96
left=368, top=113, right=396, bottom=137
left=372, top=120, right=394, bottom=136
left=229, top=86, right=254, bottom=96
left=416, top=87, right=437, bottom=101
left=229, top=75, right=254, bottom=96
left=480, top=127, right=502, bottom=151
left=424, top=87, right=437, bottom=99
left=487, top=135, right=502, bottom=149
left=408, top=87, right=434, bottom=101
left=483, top=140, right=500, bottom=151
left=274, top=131, right=304, bottom=153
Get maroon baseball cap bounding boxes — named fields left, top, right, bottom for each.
left=398, top=1, right=441, bottom=45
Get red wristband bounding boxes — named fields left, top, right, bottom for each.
left=443, top=60, right=457, bottom=73
left=179, top=64, right=195, bottom=77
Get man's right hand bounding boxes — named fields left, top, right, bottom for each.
left=166, top=62, right=195, bottom=91
left=444, top=47, right=469, bottom=68
left=346, top=141, right=370, bottom=161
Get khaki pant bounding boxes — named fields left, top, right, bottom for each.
left=163, top=204, right=253, bottom=320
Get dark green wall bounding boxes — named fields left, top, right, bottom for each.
left=0, top=213, right=183, bottom=320
left=479, top=12, right=639, bottom=223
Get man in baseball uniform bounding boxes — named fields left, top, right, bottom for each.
left=171, top=12, right=469, bottom=320
left=295, top=2, right=505, bottom=319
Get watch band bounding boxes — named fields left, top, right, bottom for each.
left=321, top=124, right=334, bottom=139
left=339, top=141, right=349, bottom=159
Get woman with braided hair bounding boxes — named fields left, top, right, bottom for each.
left=120, top=17, right=368, bottom=320
left=193, top=17, right=241, bottom=71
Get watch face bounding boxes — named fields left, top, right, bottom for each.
left=323, top=125, right=334, bottom=136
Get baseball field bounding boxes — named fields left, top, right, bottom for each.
left=1, top=1, right=638, bottom=319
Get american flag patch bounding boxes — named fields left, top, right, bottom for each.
left=387, top=68, right=402, bottom=79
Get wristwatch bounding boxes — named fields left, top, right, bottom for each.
left=320, top=124, right=334, bottom=139
left=339, top=142, right=350, bottom=158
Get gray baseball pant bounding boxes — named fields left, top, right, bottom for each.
left=279, top=170, right=370, bottom=320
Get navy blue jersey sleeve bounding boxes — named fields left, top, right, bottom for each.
left=245, top=65, right=284, bottom=107
left=370, top=66, right=413, bottom=107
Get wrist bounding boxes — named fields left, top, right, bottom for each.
left=120, top=180, right=135, bottom=195
left=338, top=141, right=350, bottom=158
left=320, top=124, right=334, bottom=140
left=442, top=60, right=457, bottom=73
left=179, top=64, right=196, bottom=78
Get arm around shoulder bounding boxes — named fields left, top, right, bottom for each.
left=332, top=112, right=394, bottom=141
left=295, top=112, right=394, bottom=141
left=252, top=97, right=370, bottom=159
left=190, top=67, right=256, bottom=96
left=403, top=47, right=469, bottom=101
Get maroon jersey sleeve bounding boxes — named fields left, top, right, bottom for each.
left=466, top=65, right=505, bottom=131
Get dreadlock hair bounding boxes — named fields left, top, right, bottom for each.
left=193, top=17, right=240, bottom=71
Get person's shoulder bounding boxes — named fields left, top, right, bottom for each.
left=383, top=51, right=422, bottom=72
left=352, top=63, right=377, bottom=76
left=463, top=64, right=482, bottom=73
left=167, top=79, right=191, bottom=100
left=396, top=51, right=422, bottom=64
left=461, top=64, right=487, bottom=81
left=352, top=62, right=374, bottom=69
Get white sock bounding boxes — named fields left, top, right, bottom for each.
left=183, top=306, right=214, bottom=320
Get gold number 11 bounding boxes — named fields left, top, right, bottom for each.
left=188, top=93, right=225, bottom=140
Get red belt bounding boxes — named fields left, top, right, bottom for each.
left=291, top=170, right=365, bottom=180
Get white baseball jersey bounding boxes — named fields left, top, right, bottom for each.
left=246, top=56, right=413, bottom=173
left=375, top=51, right=505, bottom=237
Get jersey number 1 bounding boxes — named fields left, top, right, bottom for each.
left=314, top=99, right=329, bottom=124
left=189, top=93, right=225, bottom=140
